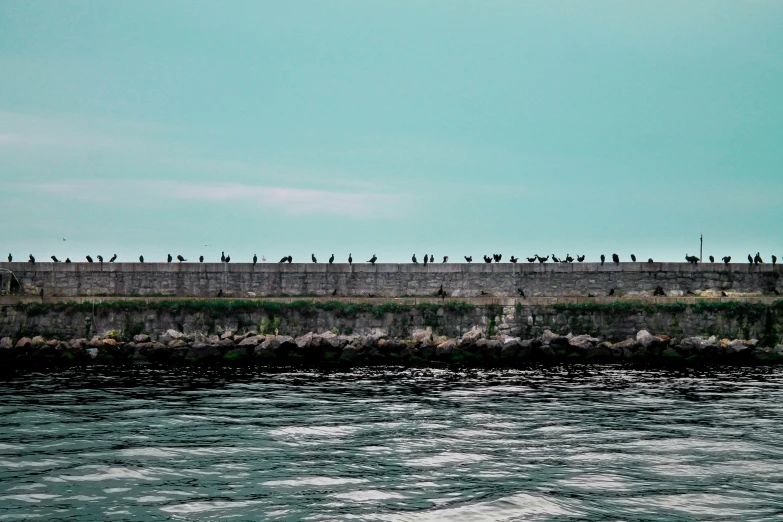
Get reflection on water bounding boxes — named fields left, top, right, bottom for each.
left=1, top=365, right=783, bottom=521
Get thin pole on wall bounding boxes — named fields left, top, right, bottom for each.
left=700, top=234, right=703, bottom=262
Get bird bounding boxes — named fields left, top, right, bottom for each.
left=480, top=291, right=489, bottom=296
left=722, top=256, right=731, bottom=264
left=7, top=253, right=11, bottom=262
left=565, top=254, right=574, bottom=263
left=167, top=254, right=172, bottom=263
left=253, top=254, right=257, bottom=265
left=612, top=254, right=619, bottom=264
left=262, top=255, right=266, bottom=262
left=368, top=293, right=376, bottom=298
left=217, top=289, right=223, bottom=297
left=755, top=252, right=764, bottom=264
left=494, top=254, right=502, bottom=262
left=51, top=256, right=60, bottom=263
left=608, top=289, right=615, bottom=296
left=279, top=256, right=287, bottom=263
left=40, top=288, right=44, bottom=300
left=429, top=255, right=434, bottom=263
left=465, top=256, right=472, bottom=263
left=97, top=255, right=103, bottom=263
left=225, top=255, right=231, bottom=263
left=773, top=255, right=777, bottom=266
left=748, top=254, right=753, bottom=264
left=709, top=255, right=715, bottom=263
left=177, top=255, right=186, bottom=262
left=526, top=256, right=536, bottom=263
left=331, top=289, right=337, bottom=296
left=517, top=288, right=525, bottom=297
left=483, top=255, right=491, bottom=263
left=423, top=254, right=428, bottom=266
left=510, top=256, right=518, bottom=263
left=139, top=255, right=144, bottom=263
left=631, top=254, right=636, bottom=262
left=64, top=258, right=71, bottom=263
left=86, top=255, right=93, bottom=263
left=348, top=253, right=353, bottom=265
left=312, top=254, right=317, bottom=263
left=648, top=258, right=654, bottom=263
left=600, top=254, right=605, bottom=266
left=577, top=255, right=585, bottom=262
left=199, top=256, right=204, bottom=263
left=221, top=252, right=226, bottom=263
left=412, top=254, right=418, bottom=264
left=685, top=254, right=700, bottom=264
left=367, top=255, right=377, bottom=264
left=437, top=284, right=446, bottom=299
left=537, top=255, right=549, bottom=264
left=329, top=254, right=334, bottom=264
left=28, top=254, right=35, bottom=264
left=552, top=254, right=561, bottom=263
left=653, top=286, right=665, bottom=296
left=109, top=254, right=117, bottom=262
left=62, top=238, right=66, bottom=241
left=721, top=291, right=728, bottom=297
left=443, top=256, right=448, bottom=263
left=286, top=256, right=292, bottom=263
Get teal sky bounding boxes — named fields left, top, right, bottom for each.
left=2, top=1, right=781, bottom=264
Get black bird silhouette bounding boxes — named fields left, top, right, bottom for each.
left=286, top=256, right=292, bottom=263
left=654, top=286, right=665, bottom=296
left=631, top=254, right=636, bottom=262
left=612, top=254, right=619, bottom=264
left=685, top=254, right=700, bottom=264
left=480, top=290, right=489, bottom=296
left=565, top=254, right=574, bottom=263
left=423, top=255, right=428, bottom=266
left=348, top=253, right=353, bottom=265
left=537, top=255, right=549, bottom=264
left=221, top=252, right=226, bottom=263
left=600, top=254, right=605, bottom=266
left=483, top=255, right=492, bottom=263
left=51, top=256, right=60, bottom=262
left=177, top=255, right=186, bottom=262
left=86, top=255, right=93, bottom=263
left=139, top=255, right=144, bottom=263
left=709, top=255, right=715, bottom=263
left=648, top=258, right=654, bottom=263
left=65, top=258, right=71, bottom=263
left=437, top=284, right=445, bottom=299
left=109, top=254, right=117, bottom=262
left=28, top=254, right=35, bottom=264
left=492, top=254, right=500, bottom=262
left=40, top=288, right=44, bottom=300
left=517, top=288, right=525, bottom=297
left=217, top=289, right=223, bottom=297
left=167, top=254, right=172, bottom=263
left=279, top=256, right=287, bottom=263
left=552, top=254, right=561, bottom=263
left=329, top=254, right=334, bottom=264
left=721, top=291, right=728, bottom=297
left=97, top=255, right=103, bottom=263
left=331, top=289, right=337, bottom=296
left=755, top=252, right=764, bottom=264
left=464, top=256, right=472, bottom=263
left=608, top=289, right=615, bottom=296
left=253, top=254, right=257, bottom=265
left=577, top=255, right=585, bottom=262
left=367, top=255, right=377, bottom=264
left=7, top=253, right=11, bottom=262
left=429, top=255, right=434, bottom=263
left=722, top=256, right=731, bottom=264
left=225, top=255, right=231, bottom=263
left=412, top=254, right=418, bottom=264
left=510, top=256, right=518, bottom=263
left=526, top=256, right=537, bottom=263
left=442, top=256, right=448, bottom=263
left=312, top=253, right=317, bottom=263
left=199, top=256, right=204, bottom=263
left=748, top=254, right=753, bottom=264
left=772, top=255, right=777, bottom=266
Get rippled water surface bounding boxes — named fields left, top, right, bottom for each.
left=2, top=365, right=783, bottom=521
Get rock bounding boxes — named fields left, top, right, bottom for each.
left=477, top=339, right=502, bottom=358
left=612, top=338, right=636, bottom=357
left=160, top=329, right=184, bottom=344
left=186, top=345, right=221, bottom=360
left=295, top=333, right=314, bottom=349
left=238, top=335, right=264, bottom=347
left=223, top=347, right=249, bottom=360
left=220, top=330, right=235, bottom=340
left=636, top=330, right=663, bottom=349
left=0, top=337, right=14, bottom=350
left=168, top=339, right=188, bottom=348
left=519, top=339, right=535, bottom=357
left=316, top=331, right=341, bottom=349
left=775, top=345, right=783, bottom=355
left=435, top=339, right=456, bottom=357
left=88, top=337, right=103, bottom=348
left=69, top=338, right=87, bottom=350
left=102, top=338, right=118, bottom=347
left=588, top=342, right=613, bottom=359
left=260, top=335, right=295, bottom=353
left=132, top=334, right=150, bottom=343
left=411, top=329, right=432, bottom=343
left=726, top=340, right=751, bottom=355
left=540, top=329, right=569, bottom=346
left=86, top=348, right=99, bottom=359
left=31, top=335, right=46, bottom=348
left=569, top=335, right=600, bottom=350
left=500, top=338, right=521, bottom=358
left=15, top=337, right=32, bottom=349
left=460, top=328, right=484, bottom=346
left=207, top=334, right=220, bottom=345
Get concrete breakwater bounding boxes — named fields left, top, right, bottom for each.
left=1, top=262, right=781, bottom=299
left=2, top=297, right=782, bottom=365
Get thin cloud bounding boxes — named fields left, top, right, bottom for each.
left=34, top=180, right=409, bottom=217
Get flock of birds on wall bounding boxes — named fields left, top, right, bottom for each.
left=6, top=252, right=779, bottom=266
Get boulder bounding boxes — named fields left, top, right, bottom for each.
left=500, top=338, right=521, bottom=358
left=88, top=337, right=103, bottom=348
left=726, top=340, right=751, bottom=355
left=69, top=338, right=87, bottom=350
left=636, top=330, right=664, bottom=349
left=0, top=337, right=14, bottom=350
left=31, top=335, right=46, bottom=348
left=220, top=330, right=235, bottom=340
left=217, top=338, right=236, bottom=348
left=411, top=329, right=432, bottom=343
left=435, top=339, right=456, bottom=357
left=223, top=347, right=249, bottom=360
left=612, top=338, right=636, bottom=358
left=15, top=337, right=32, bottom=350
left=132, top=334, right=151, bottom=343
left=238, top=335, right=264, bottom=347
left=262, top=335, right=295, bottom=353
left=295, top=333, right=314, bottom=349
left=569, top=335, right=600, bottom=351
left=160, top=329, right=184, bottom=344
left=186, top=345, right=221, bottom=360
left=476, top=339, right=501, bottom=358
left=316, top=331, right=341, bottom=349
left=86, top=348, right=99, bottom=359
left=540, top=329, right=569, bottom=346
left=460, top=328, right=484, bottom=346
left=168, top=339, right=188, bottom=349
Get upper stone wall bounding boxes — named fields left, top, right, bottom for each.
left=1, top=262, right=781, bottom=299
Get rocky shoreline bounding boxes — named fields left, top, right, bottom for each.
left=2, top=327, right=782, bottom=366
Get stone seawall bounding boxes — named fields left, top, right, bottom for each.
left=1, top=262, right=781, bottom=299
